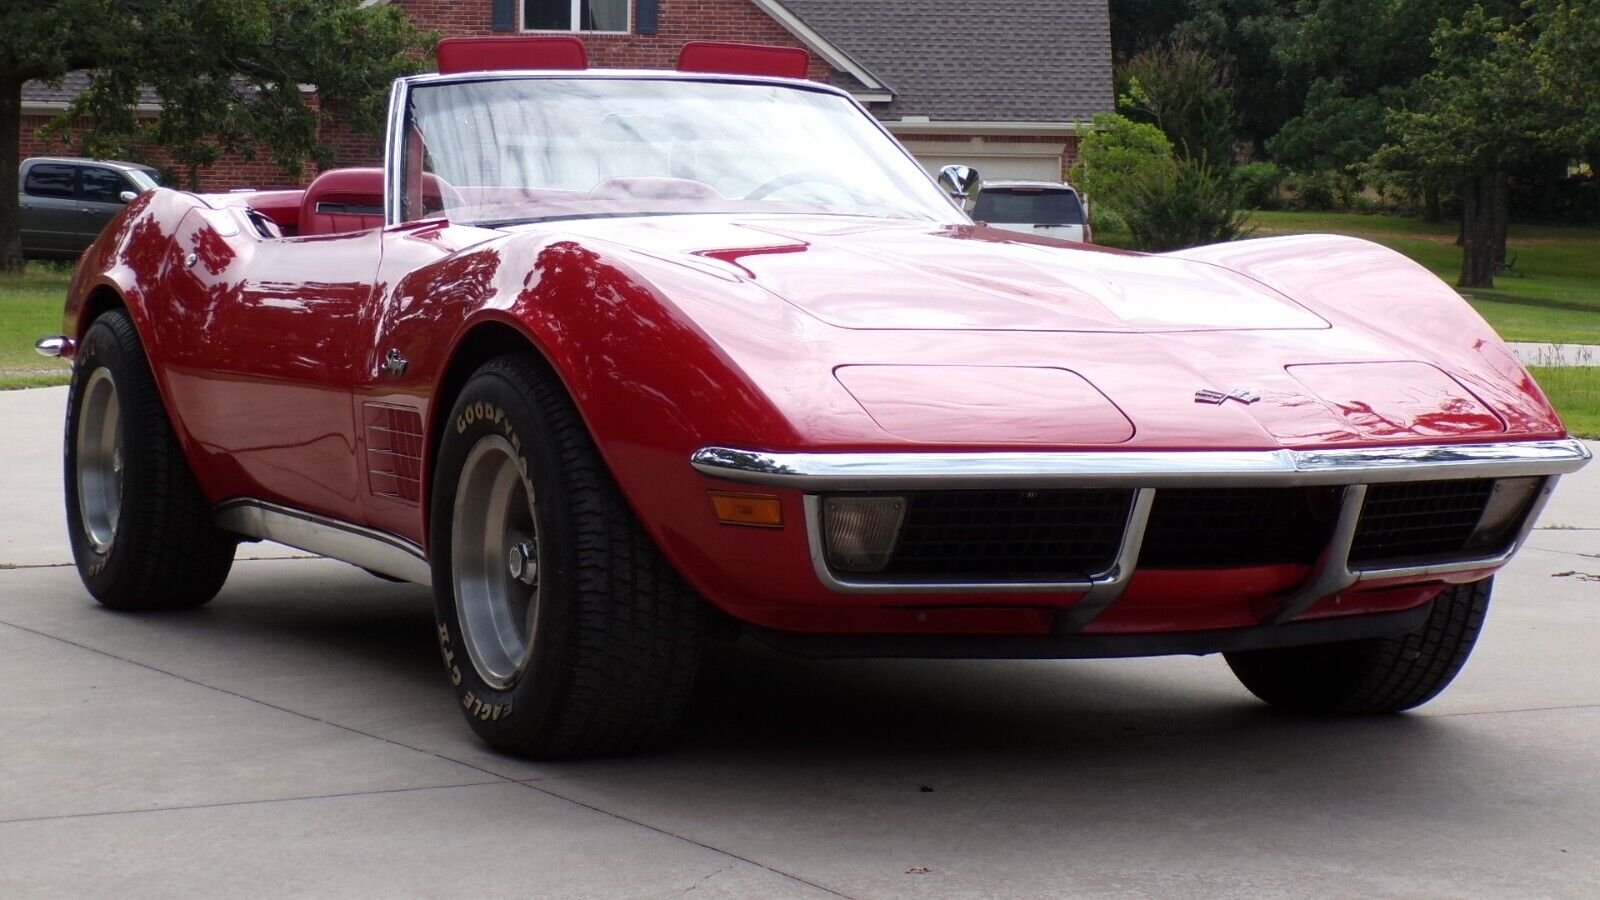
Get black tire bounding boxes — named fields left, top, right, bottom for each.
left=1225, top=578, right=1492, bottom=714
left=429, top=354, right=703, bottom=758
left=64, top=309, right=237, bottom=609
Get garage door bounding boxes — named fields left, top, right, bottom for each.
left=906, top=151, right=1063, bottom=182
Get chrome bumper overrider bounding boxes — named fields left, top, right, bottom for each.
left=35, top=335, right=72, bottom=358
left=691, top=439, right=1592, bottom=624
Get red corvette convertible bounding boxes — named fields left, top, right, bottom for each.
left=39, top=38, right=1590, bottom=758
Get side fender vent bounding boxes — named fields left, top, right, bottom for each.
left=365, top=403, right=424, bottom=505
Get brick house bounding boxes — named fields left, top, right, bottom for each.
left=20, top=0, right=1111, bottom=189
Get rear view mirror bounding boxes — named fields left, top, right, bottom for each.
left=937, top=164, right=981, bottom=212
left=118, top=190, right=138, bottom=203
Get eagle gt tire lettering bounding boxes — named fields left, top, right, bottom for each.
left=64, top=309, right=237, bottom=609
left=430, top=354, right=703, bottom=758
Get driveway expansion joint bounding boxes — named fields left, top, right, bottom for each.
left=0, top=780, right=505, bottom=827
left=0, top=614, right=856, bottom=899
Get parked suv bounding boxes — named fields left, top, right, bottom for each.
left=971, top=179, right=1090, bottom=243
left=18, top=157, right=162, bottom=260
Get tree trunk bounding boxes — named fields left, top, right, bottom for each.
left=1458, top=171, right=1498, bottom=289
left=0, top=77, right=24, bottom=275
left=1491, top=172, right=1509, bottom=271
left=1423, top=184, right=1441, bottom=223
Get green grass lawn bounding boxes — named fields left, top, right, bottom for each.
left=0, top=265, right=72, bottom=389
left=1529, top=366, right=1600, bottom=439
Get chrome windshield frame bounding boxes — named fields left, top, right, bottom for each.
left=382, top=68, right=965, bottom=229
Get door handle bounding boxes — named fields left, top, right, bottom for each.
left=80, top=208, right=97, bottom=214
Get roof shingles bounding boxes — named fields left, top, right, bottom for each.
left=779, top=0, right=1112, bottom=123
left=23, top=72, right=160, bottom=108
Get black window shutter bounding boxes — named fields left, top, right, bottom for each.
left=491, top=0, right=517, bottom=32
left=637, top=0, right=659, bottom=34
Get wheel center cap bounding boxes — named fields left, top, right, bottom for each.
left=507, top=540, right=538, bottom=585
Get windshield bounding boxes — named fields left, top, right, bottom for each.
left=403, top=77, right=965, bottom=226
left=127, top=169, right=160, bottom=192
left=973, top=188, right=1084, bottom=226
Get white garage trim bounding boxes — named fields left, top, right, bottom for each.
left=896, top=136, right=1068, bottom=182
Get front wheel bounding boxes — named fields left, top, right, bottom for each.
left=1225, top=578, right=1492, bottom=714
left=64, top=309, right=237, bottom=609
left=429, top=354, right=703, bottom=758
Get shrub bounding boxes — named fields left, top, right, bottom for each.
left=1287, top=169, right=1338, bottom=210
left=1121, top=157, right=1254, bottom=251
left=1229, top=162, right=1286, bottom=210
left=1069, top=112, right=1177, bottom=218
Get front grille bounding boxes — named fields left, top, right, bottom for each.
left=1139, top=487, right=1341, bottom=568
left=1349, top=479, right=1495, bottom=566
left=877, top=489, right=1134, bottom=581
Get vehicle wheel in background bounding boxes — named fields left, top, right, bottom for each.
left=64, top=309, right=237, bottom=609
left=1224, top=578, right=1491, bottom=714
left=430, top=354, right=704, bottom=758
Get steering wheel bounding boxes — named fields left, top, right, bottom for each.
left=743, top=169, right=864, bottom=202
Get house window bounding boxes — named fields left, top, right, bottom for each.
left=524, top=0, right=629, bottom=33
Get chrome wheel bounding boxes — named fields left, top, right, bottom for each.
left=451, top=434, right=541, bottom=691
left=76, top=367, right=123, bottom=553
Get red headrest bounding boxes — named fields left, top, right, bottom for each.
left=677, top=42, right=810, bottom=79
left=437, top=36, right=588, bottom=74
left=299, top=167, right=446, bottom=236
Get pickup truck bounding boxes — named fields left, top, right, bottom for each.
left=18, top=157, right=161, bottom=260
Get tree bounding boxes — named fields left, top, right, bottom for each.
left=1109, top=1, right=1298, bottom=154
left=1531, top=0, right=1600, bottom=150
left=1276, top=0, right=1473, bottom=98
left=1268, top=79, right=1397, bottom=176
left=1117, top=42, right=1239, bottom=164
left=1108, top=0, right=1193, bottom=59
left=0, top=0, right=431, bottom=273
left=1171, top=0, right=1299, bottom=153
left=1375, top=3, right=1556, bottom=288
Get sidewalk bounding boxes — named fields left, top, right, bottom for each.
left=1509, top=342, right=1600, bottom=367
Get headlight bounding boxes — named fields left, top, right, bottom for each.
left=821, top=496, right=907, bottom=573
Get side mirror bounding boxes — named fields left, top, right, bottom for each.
left=118, top=190, right=138, bottom=203
left=937, top=164, right=981, bottom=212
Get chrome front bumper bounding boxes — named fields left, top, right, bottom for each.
left=691, top=439, right=1592, bottom=626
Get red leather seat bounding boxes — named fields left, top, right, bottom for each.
left=299, top=168, right=388, bottom=236
left=298, top=168, right=450, bottom=236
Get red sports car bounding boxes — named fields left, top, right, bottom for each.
left=39, top=39, right=1590, bottom=758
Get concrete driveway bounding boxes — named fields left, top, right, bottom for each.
left=3, top=384, right=1598, bottom=898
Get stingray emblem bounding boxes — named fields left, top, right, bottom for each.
left=1195, top=388, right=1261, bottom=405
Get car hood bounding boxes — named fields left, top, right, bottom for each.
left=503, top=215, right=1558, bottom=448
left=550, top=215, right=1329, bottom=333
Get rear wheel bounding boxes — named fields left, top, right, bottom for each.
left=65, top=309, right=237, bottom=609
left=429, top=354, right=703, bottom=758
left=1225, top=578, right=1491, bottom=714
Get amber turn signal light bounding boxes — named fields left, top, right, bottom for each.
left=708, top=491, right=784, bottom=527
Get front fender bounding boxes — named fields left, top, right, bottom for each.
left=376, top=230, right=818, bottom=613
left=1172, top=234, right=1565, bottom=438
